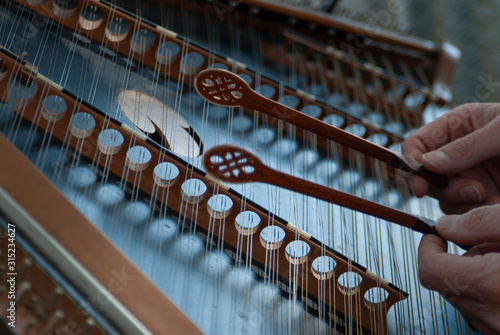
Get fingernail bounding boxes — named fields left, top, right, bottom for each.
left=461, top=186, right=482, bottom=203
left=436, top=216, right=454, bottom=231
left=422, top=151, right=449, bottom=169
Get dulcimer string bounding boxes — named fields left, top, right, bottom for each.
left=0, top=1, right=469, bottom=334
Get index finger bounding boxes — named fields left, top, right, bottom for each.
left=402, top=103, right=500, bottom=160
left=418, top=234, right=481, bottom=299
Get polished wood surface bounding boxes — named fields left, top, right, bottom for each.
left=203, top=145, right=436, bottom=235
left=196, top=68, right=448, bottom=189
left=0, top=133, right=203, bottom=335
left=0, top=45, right=407, bottom=334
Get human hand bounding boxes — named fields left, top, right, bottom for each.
left=419, top=205, right=500, bottom=334
left=402, top=103, right=500, bottom=214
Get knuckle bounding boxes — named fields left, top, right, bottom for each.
left=483, top=104, right=500, bottom=122
left=449, top=137, right=473, bottom=158
left=401, top=139, right=412, bottom=156
left=401, top=135, right=427, bottom=159
left=418, top=266, right=434, bottom=289
left=458, top=103, right=483, bottom=119
left=461, top=102, right=482, bottom=112
left=418, top=258, right=442, bottom=290
left=463, top=206, right=489, bottom=228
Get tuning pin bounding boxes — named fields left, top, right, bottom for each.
left=16, top=281, right=32, bottom=304
left=37, top=287, right=63, bottom=319
left=25, top=294, right=39, bottom=311
left=40, top=309, right=65, bottom=335
left=79, top=318, right=97, bottom=335
left=24, top=317, right=37, bottom=332
left=18, top=258, right=32, bottom=279
left=0, top=264, right=6, bottom=292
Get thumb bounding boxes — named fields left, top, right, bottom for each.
left=421, top=115, right=500, bottom=174
left=436, top=205, right=500, bottom=245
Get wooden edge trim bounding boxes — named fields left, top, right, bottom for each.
left=240, top=0, right=436, bottom=54
left=0, top=133, right=202, bottom=335
left=432, top=41, right=461, bottom=103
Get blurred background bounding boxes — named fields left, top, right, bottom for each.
left=341, top=0, right=500, bottom=105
